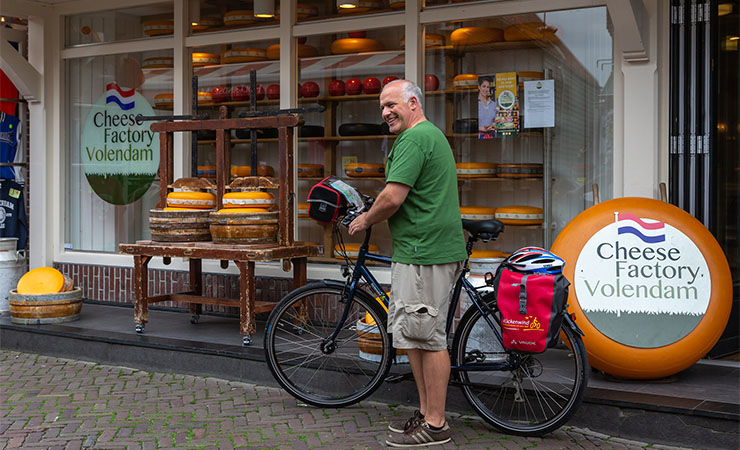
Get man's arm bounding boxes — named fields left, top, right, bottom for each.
left=348, top=182, right=410, bottom=235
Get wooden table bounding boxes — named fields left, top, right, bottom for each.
left=120, top=240, right=317, bottom=345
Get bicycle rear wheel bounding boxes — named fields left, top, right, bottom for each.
left=452, top=303, right=588, bottom=436
left=264, top=282, right=392, bottom=408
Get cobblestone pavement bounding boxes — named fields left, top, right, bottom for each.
left=1, top=350, right=691, bottom=450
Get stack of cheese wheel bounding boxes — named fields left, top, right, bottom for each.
left=223, top=10, right=256, bottom=26
left=143, top=20, right=174, bottom=36
left=496, top=163, right=543, bottom=179
left=10, top=267, right=81, bottom=325
left=192, top=16, right=221, bottom=32
left=192, top=52, right=219, bottom=67
left=400, top=33, right=445, bottom=49
left=231, top=164, right=275, bottom=178
left=275, top=3, right=319, bottom=20
left=197, top=166, right=217, bottom=178
left=154, top=93, right=174, bottom=109
left=334, top=243, right=380, bottom=258
left=143, top=57, right=174, bottom=69
left=222, top=191, right=275, bottom=210
left=453, top=73, right=478, bottom=90
left=223, top=47, right=267, bottom=63
left=450, top=27, right=504, bottom=46
left=504, top=22, right=557, bottom=42
left=297, top=164, right=324, bottom=178
left=266, top=44, right=318, bottom=60
left=165, top=191, right=217, bottom=211
left=345, top=163, right=385, bottom=177
left=331, top=38, right=383, bottom=55
left=457, top=162, right=496, bottom=178
left=16, top=267, right=73, bottom=295
left=460, top=206, right=496, bottom=220
left=495, top=205, right=544, bottom=225
left=210, top=204, right=278, bottom=244
left=337, top=0, right=384, bottom=13
left=297, top=203, right=309, bottom=218
left=197, top=91, right=213, bottom=105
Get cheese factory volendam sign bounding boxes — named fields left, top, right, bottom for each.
left=551, top=197, right=732, bottom=379
left=80, top=83, right=159, bottom=205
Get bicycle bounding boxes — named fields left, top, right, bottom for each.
left=264, top=196, right=588, bottom=436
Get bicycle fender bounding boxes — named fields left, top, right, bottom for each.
left=563, top=312, right=585, bottom=337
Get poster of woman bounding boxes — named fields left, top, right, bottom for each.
left=477, top=75, right=496, bottom=139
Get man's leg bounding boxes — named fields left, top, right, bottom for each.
left=418, top=349, right=450, bottom=427
left=406, top=349, right=427, bottom=415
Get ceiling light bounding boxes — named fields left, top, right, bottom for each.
left=189, top=0, right=200, bottom=26
left=254, top=0, right=275, bottom=18
left=337, top=0, right=358, bottom=9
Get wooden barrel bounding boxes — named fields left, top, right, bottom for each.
left=8, top=287, right=83, bottom=324
left=209, top=211, right=278, bottom=244
left=356, top=319, right=408, bottom=363
left=149, top=209, right=212, bottom=242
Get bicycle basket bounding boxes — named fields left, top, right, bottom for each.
left=307, top=177, right=363, bottom=223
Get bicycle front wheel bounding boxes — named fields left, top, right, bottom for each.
left=452, top=304, right=588, bottom=436
left=264, top=282, right=392, bottom=408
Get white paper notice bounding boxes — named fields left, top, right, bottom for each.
left=523, top=80, right=555, bottom=128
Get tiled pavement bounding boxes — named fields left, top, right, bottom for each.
left=0, top=350, right=691, bottom=450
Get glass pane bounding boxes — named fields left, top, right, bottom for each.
left=65, top=51, right=173, bottom=252
left=192, top=0, right=278, bottom=34
left=298, top=1, right=393, bottom=23
left=65, top=3, right=173, bottom=47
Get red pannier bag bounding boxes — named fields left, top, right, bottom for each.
left=493, top=267, right=570, bottom=353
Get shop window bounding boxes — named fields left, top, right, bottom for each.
left=190, top=0, right=279, bottom=34
left=65, top=3, right=174, bottom=47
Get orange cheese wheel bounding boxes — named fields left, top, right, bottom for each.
left=496, top=163, right=544, bottom=178
left=275, top=3, right=319, bottom=20
left=223, top=191, right=275, bottom=208
left=154, top=93, right=174, bottom=108
left=223, top=10, right=257, bottom=26
left=213, top=207, right=270, bottom=214
left=453, top=73, right=478, bottom=90
left=197, top=91, right=213, bottom=105
left=297, top=164, right=324, bottom=178
left=334, top=243, right=380, bottom=258
left=470, top=250, right=508, bottom=259
left=192, top=16, right=221, bottom=32
left=331, top=38, right=383, bottom=55
left=223, top=47, right=267, bottom=63
left=460, top=206, right=496, bottom=220
left=143, top=20, right=174, bottom=36
left=17, top=267, right=66, bottom=295
left=345, top=163, right=385, bottom=177
left=450, top=27, right=504, bottom=46
left=297, top=203, right=309, bottom=217
left=197, top=165, right=217, bottom=177
left=166, top=192, right=217, bottom=209
left=337, top=0, right=384, bottom=13
left=495, top=206, right=544, bottom=225
left=457, top=162, right=496, bottom=178
left=389, top=0, right=405, bottom=8
left=504, top=23, right=557, bottom=42
left=143, top=57, right=174, bottom=69
left=266, top=44, right=318, bottom=60
left=400, top=33, right=444, bottom=49
left=231, top=165, right=275, bottom=177
left=192, top=52, right=219, bottom=67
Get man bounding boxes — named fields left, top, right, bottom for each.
left=348, top=79, right=467, bottom=447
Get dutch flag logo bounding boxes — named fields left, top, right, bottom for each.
left=616, top=213, right=666, bottom=244
left=106, top=83, right=135, bottom=110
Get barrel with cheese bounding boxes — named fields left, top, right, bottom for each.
left=495, top=206, right=544, bottom=225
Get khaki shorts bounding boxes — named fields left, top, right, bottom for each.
left=388, top=261, right=464, bottom=351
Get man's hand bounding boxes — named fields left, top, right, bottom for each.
left=348, top=212, right=370, bottom=235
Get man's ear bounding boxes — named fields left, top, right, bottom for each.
left=409, top=96, right=419, bottom=110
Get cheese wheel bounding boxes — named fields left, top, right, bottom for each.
left=337, top=0, right=384, bottom=13
left=231, top=165, right=275, bottom=177
left=504, top=23, right=557, bottom=42
left=460, top=206, right=496, bottom=220
left=17, top=267, right=65, bottom=295
left=331, top=38, right=383, bottom=55
left=389, top=0, right=405, bottom=9
left=495, top=206, right=544, bottom=225
left=166, top=191, right=217, bottom=209
left=163, top=206, right=200, bottom=211
left=456, top=162, right=496, bottom=178
left=192, top=52, right=219, bottom=67
left=334, top=243, right=380, bottom=258
left=143, top=57, right=174, bottom=69
left=297, top=164, right=324, bottom=178
left=223, top=47, right=267, bottom=63
left=345, top=163, right=385, bottom=177
left=266, top=44, right=318, bottom=60
left=213, top=207, right=270, bottom=214
left=62, top=275, right=74, bottom=292
left=224, top=10, right=257, bottom=26
left=450, top=27, right=504, bottom=46
left=400, top=33, right=444, bottom=49
left=197, top=165, right=217, bottom=177
left=192, top=16, right=221, bottom=32
left=223, top=191, right=275, bottom=208
left=518, top=71, right=545, bottom=81
left=143, top=20, right=174, bottom=37
left=154, top=93, right=174, bottom=108
left=275, top=3, right=319, bottom=20
left=297, top=203, right=309, bottom=217
left=197, top=91, right=213, bottom=105
left=453, top=73, right=478, bottom=90
left=496, top=163, right=544, bottom=178
left=470, top=250, right=508, bottom=259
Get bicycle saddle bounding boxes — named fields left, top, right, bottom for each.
left=462, top=219, right=504, bottom=241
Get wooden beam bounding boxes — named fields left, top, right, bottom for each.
left=606, top=0, right=649, bottom=62
left=0, top=35, right=42, bottom=102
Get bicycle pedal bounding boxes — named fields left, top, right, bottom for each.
left=384, top=373, right=412, bottom=384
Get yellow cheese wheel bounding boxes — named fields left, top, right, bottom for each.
left=334, top=243, right=380, bottom=258
left=460, top=206, right=496, bottom=220
left=17, top=267, right=65, bottom=295
left=456, top=162, right=496, bottom=178
left=223, top=47, right=267, bottom=64
left=389, top=0, right=405, bottom=8
left=337, top=0, right=384, bottom=13
left=275, top=4, right=319, bottom=20
left=345, top=163, right=385, bottom=177
left=331, top=38, right=383, bottom=55
left=504, top=23, right=557, bottom=42
left=142, top=57, right=174, bottom=69
left=192, top=52, right=219, bottom=67
left=266, top=44, right=318, bottom=60
left=496, top=163, right=544, bottom=178
left=192, top=16, right=221, bottom=32
left=453, top=73, right=478, bottom=90
left=213, top=207, right=270, bottom=214
left=197, top=91, right=213, bottom=105
left=224, top=10, right=257, bottom=26
left=297, top=164, right=324, bottom=178
left=163, top=206, right=200, bottom=211
left=166, top=191, right=217, bottom=209
left=470, top=250, right=508, bottom=259
left=197, top=165, right=217, bottom=177
left=450, top=27, right=504, bottom=46
left=223, top=191, right=275, bottom=208
left=154, top=93, right=174, bottom=108
left=495, top=206, right=544, bottom=225
left=231, top=165, right=275, bottom=177
left=297, top=203, right=309, bottom=217
left=400, top=33, right=444, bottom=49
left=143, top=20, right=174, bottom=37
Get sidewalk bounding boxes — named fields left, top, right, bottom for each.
left=1, top=350, right=690, bottom=450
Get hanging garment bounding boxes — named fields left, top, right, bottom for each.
left=0, top=178, right=27, bottom=249
left=0, top=69, right=19, bottom=116
left=0, top=112, right=21, bottom=180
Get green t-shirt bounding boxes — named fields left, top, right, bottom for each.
left=385, top=120, right=467, bottom=265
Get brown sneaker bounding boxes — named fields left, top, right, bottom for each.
left=386, top=420, right=451, bottom=447
left=388, top=410, right=424, bottom=433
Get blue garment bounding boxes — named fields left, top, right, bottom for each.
left=0, top=179, right=27, bottom=249
left=0, top=112, right=20, bottom=180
